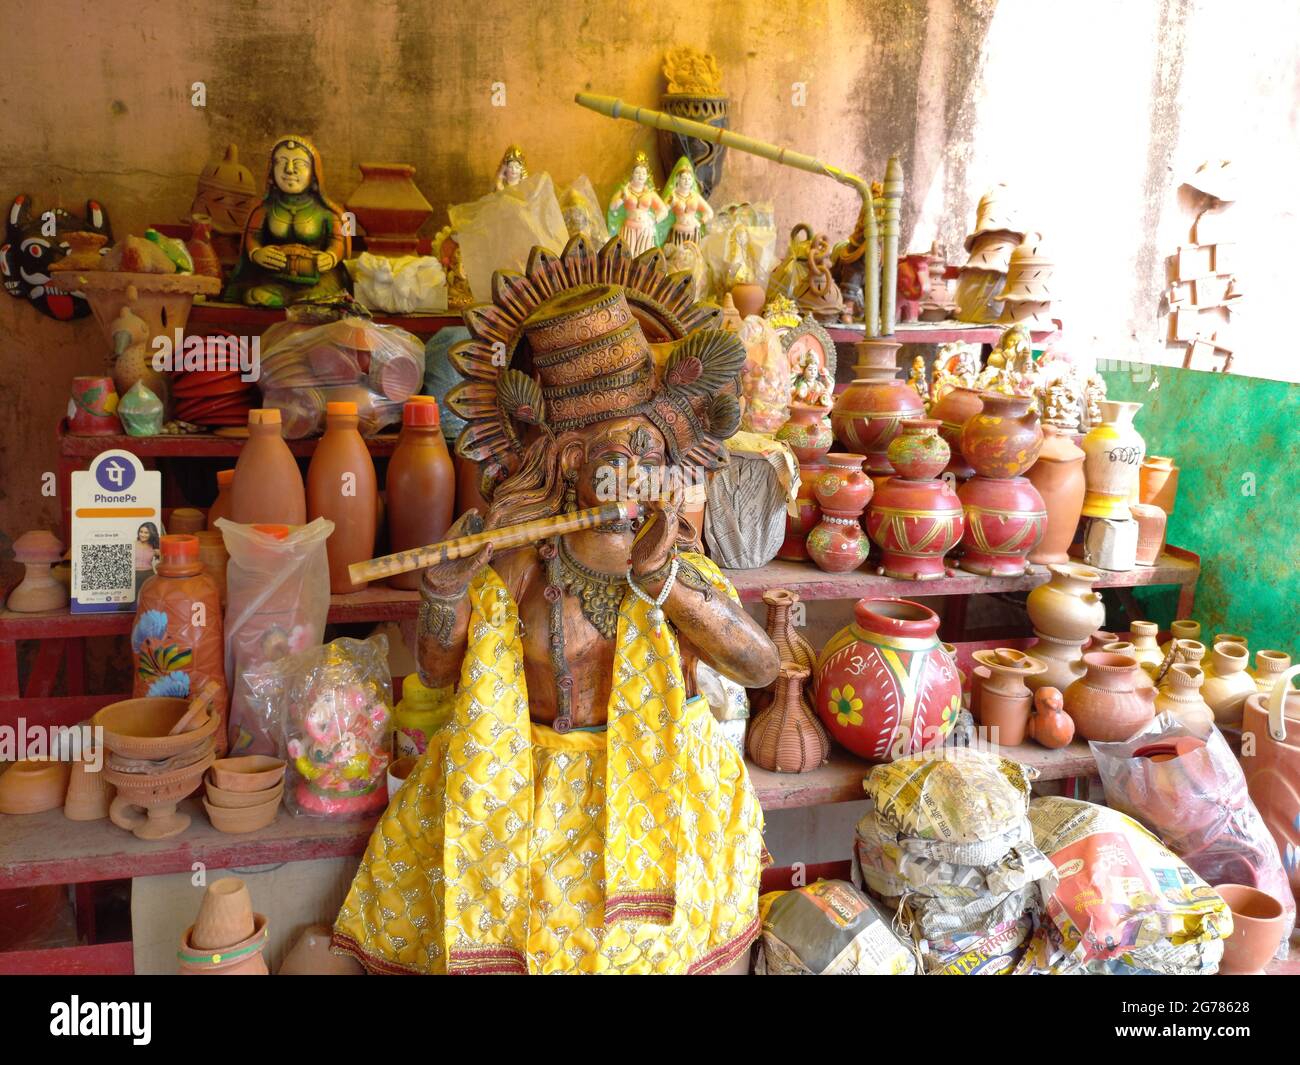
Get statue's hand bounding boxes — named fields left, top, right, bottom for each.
left=252, top=246, right=288, bottom=271
left=420, top=510, right=493, bottom=599
left=630, top=496, right=682, bottom=580
left=315, top=251, right=337, bottom=273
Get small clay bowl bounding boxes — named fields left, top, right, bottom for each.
left=93, top=697, right=218, bottom=761
left=208, top=755, right=286, bottom=793
left=203, top=793, right=280, bottom=834
left=204, top=777, right=284, bottom=810
left=0, top=760, right=72, bottom=815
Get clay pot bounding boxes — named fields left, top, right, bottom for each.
left=1027, top=686, right=1075, bottom=748
left=104, top=747, right=215, bottom=840
left=64, top=754, right=114, bottom=821
left=886, top=419, right=949, bottom=480
left=1100, top=643, right=1156, bottom=689
left=346, top=163, right=434, bottom=257
left=806, top=512, right=870, bottom=573
left=747, top=666, right=831, bottom=773
left=1154, top=664, right=1214, bottom=734
left=1026, top=424, right=1085, bottom=565
left=205, top=778, right=285, bottom=809
left=1240, top=665, right=1300, bottom=895
left=1251, top=650, right=1292, bottom=695
left=866, top=474, right=963, bottom=581
left=1027, top=563, right=1106, bottom=642
left=203, top=791, right=280, bottom=834
left=1081, top=400, right=1145, bottom=520
left=1214, top=884, right=1288, bottom=975
left=730, top=282, right=766, bottom=319
left=278, top=924, right=364, bottom=975
left=972, top=648, right=1046, bottom=746
left=830, top=339, right=924, bottom=475
left=957, top=475, right=1047, bottom=576
left=6, top=530, right=69, bottom=613
left=1128, top=620, right=1164, bottom=670
left=778, top=461, right=825, bottom=562
left=93, top=695, right=218, bottom=761
left=814, top=454, right=873, bottom=512
left=0, top=760, right=72, bottom=815
left=1173, top=638, right=1206, bottom=667
left=815, top=598, right=962, bottom=762
left=1161, top=619, right=1202, bottom=655
left=775, top=403, right=834, bottom=463
left=1139, top=455, right=1179, bottom=514
left=1201, top=643, right=1256, bottom=727
left=1131, top=502, right=1166, bottom=565
left=929, top=386, right=983, bottom=480
left=192, top=878, right=256, bottom=949
left=179, top=911, right=269, bottom=976
left=67, top=375, right=122, bottom=436
left=959, top=391, right=1043, bottom=479
left=1063, top=652, right=1157, bottom=742
left=209, top=755, right=286, bottom=793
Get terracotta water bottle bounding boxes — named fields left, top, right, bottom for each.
left=207, top=468, right=236, bottom=526
left=307, top=401, right=377, bottom=594
left=230, top=409, right=305, bottom=526
left=385, top=398, right=456, bottom=590
left=132, top=534, right=229, bottom=753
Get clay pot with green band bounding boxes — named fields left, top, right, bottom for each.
left=178, top=912, right=270, bottom=975
left=775, top=403, right=834, bottom=464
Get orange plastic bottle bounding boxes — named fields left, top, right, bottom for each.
left=207, top=468, right=236, bottom=526
left=307, top=401, right=377, bottom=593
left=230, top=409, right=306, bottom=526
left=386, top=398, right=456, bottom=589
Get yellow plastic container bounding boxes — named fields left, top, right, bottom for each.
left=392, top=673, right=453, bottom=758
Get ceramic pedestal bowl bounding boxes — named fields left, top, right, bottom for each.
left=93, top=696, right=218, bottom=761
left=104, top=747, right=215, bottom=840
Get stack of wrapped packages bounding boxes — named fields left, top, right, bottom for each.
left=855, top=747, right=1059, bottom=974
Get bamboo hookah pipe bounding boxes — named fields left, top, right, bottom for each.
left=347, top=500, right=639, bottom=584
left=574, top=92, right=892, bottom=337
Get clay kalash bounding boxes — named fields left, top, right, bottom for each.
left=333, top=279, right=780, bottom=975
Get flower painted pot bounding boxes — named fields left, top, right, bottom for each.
left=814, top=454, right=873, bottom=513
left=775, top=403, right=834, bottom=464
left=806, top=512, right=870, bottom=573
left=1063, top=651, right=1156, bottom=742
left=814, top=598, right=962, bottom=762
left=959, top=391, right=1043, bottom=479
left=956, top=475, right=1047, bottom=576
left=886, top=418, right=949, bottom=480
left=866, top=476, right=963, bottom=580
left=830, top=339, right=924, bottom=475
left=1081, top=400, right=1145, bottom=519
left=1025, top=424, right=1085, bottom=564
left=929, top=386, right=983, bottom=480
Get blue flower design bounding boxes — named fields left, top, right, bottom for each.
left=131, top=609, right=168, bottom=652
left=147, top=671, right=191, bottom=698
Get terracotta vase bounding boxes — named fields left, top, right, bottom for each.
left=278, top=925, right=364, bottom=975
left=1161, top=619, right=1202, bottom=656
left=972, top=648, right=1046, bottom=746
left=1063, top=651, right=1157, bottom=741
left=179, top=912, right=269, bottom=976
left=1252, top=650, right=1292, bottom=695
left=808, top=455, right=872, bottom=573
left=775, top=403, right=834, bottom=464
left=830, top=339, right=924, bottom=476
left=1240, top=664, right=1300, bottom=895
left=929, top=386, right=983, bottom=480
left=814, top=598, right=962, bottom=762
left=1027, top=686, right=1075, bottom=748
left=1025, top=423, right=1085, bottom=564
left=1154, top=664, right=1214, bottom=733
left=346, top=163, right=434, bottom=257
left=956, top=475, right=1046, bottom=576
left=1214, top=884, right=1288, bottom=975
left=747, top=666, right=831, bottom=773
left=886, top=418, right=948, bottom=480
left=6, top=530, right=68, bottom=613
left=730, top=281, right=766, bottom=319
left=866, top=473, right=963, bottom=581
left=64, top=754, right=114, bottom=821
left=208, top=469, right=235, bottom=526
left=67, top=375, right=122, bottom=435
left=1128, top=620, right=1164, bottom=670
left=386, top=399, right=456, bottom=590
left=1139, top=455, right=1179, bottom=514
left=192, top=878, right=256, bottom=950
left=1201, top=642, right=1256, bottom=727
left=778, top=461, right=825, bottom=562
left=230, top=409, right=306, bottom=526
left=1130, top=502, right=1166, bottom=565
left=762, top=589, right=817, bottom=675
left=959, top=391, right=1043, bottom=479
left=1081, top=400, right=1145, bottom=519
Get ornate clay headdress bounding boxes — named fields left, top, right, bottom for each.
left=630, top=150, right=652, bottom=177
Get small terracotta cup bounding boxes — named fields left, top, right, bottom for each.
left=1214, top=884, right=1288, bottom=975
left=388, top=755, right=417, bottom=799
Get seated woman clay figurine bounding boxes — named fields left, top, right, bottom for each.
left=223, top=136, right=351, bottom=308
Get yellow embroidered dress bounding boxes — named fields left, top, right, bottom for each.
left=332, top=554, right=766, bottom=974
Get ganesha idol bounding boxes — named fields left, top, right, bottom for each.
left=332, top=276, right=780, bottom=974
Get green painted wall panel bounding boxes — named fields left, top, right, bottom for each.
left=1101, top=366, right=1299, bottom=657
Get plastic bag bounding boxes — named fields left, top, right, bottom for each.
left=1029, top=795, right=1231, bottom=973
left=349, top=252, right=447, bottom=313
left=246, top=635, right=392, bottom=820
left=449, top=172, right=569, bottom=302
left=737, top=316, right=791, bottom=434
left=217, top=518, right=333, bottom=755
left=261, top=384, right=404, bottom=439
left=1091, top=713, right=1295, bottom=944
left=756, top=881, right=916, bottom=975
left=698, top=202, right=777, bottom=296
left=557, top=175, right=609, bottom=245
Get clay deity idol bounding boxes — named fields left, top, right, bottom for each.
left=658, top=156, right=713, bottom=246
left=607, top=150, right=669, bottom=257
left=495, top=145, right=528, bottom=192
left=223, top=136, right=351, bottom=308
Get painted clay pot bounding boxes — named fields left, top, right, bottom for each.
left=775, top=403, right=834, bottom=463
left=815, top=598, right=962, bottom=762
left=806, top=512, right=870, bottom=573
left=959, top=391, right=1043, bottom=479
left=971, top=648, right=1046, bottom=746
left=1127, top=620, right=1164, bottom=670
left=814, top=454, right=873, bottom=512
left=866, top=475, right=963, bottom=581
left=929, top=386, right=983, bottom=480
left=67, top=375, right=122, bottom=435
left=1131, top=502, right=1166, bottom=565
left=0, top=760, right=71, bottom=815
left=1241, top=665, right=1300, bottom=894
left=956, top=475, right=1046, bottom=576
left=1025, top=424, right=1085, bottom=564
left=1139, top=455, right=1179, bottom=514
left=1214, top=884, right=1288, bottom=975
left=179, top=912, right=270, bottom=976
left=886, top=419, right=949, bottom=480
left=1201, top=642, right=1256, bottom=727
left=747, top=666, right=831, bottom=773
left=1161, top=619, right=1202, bottom=656
left=1252, top=650, right=1292, bottom=695
left=1081, top=400, right=1145, bottom=519
left=1154, top=664, right=1214, bottom=734
left=831, top=339, right=924, bottom=475
left=1063, top=651, right=1157, bottom=742
left=1027, top=686, right=1075, bottom=748
left=6, top=530, right=69, bottom=613
left=345, top=163, right=434, bottom=257
left=778, top=461, right=825, bottom=562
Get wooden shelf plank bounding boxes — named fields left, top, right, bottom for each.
left=187, top=300, right=461, bottom=338
left=827, top=322, right=1060, bottom=346
left=59, top=424, right=401, bottom=460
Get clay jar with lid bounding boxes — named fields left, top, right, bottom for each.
left=928, top=386, right=983, bottom=481
left=230, top=409, right=306, bottom=526
left=385, top=398, right=455, bottom=590
left=807, top=454, right=872, bottom=573
left=971, top=648, right=1046, bottom=746
left=1154, top=663, right=1214, bottom=734
left=956, top=475, right=1047, bottom=576
left=1063, top=651, right=1157, bottom=741
left=775, top=403, right=835, bottom=464
left=1025, top=423, right=1085, bottom=565
left=815, top=597, right=962, bottom=762
left=959, top=391, right=1044, bottom=479
left=867, top=421, right=963, bottom=581
left=1201, top=642, right=1256, bottom=726
left=1081, top=400, right=1145, bottom=519
left=307, top=401, right=378, bottom=594
left=830, top=339, right=924, bottom=476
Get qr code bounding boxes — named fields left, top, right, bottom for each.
left=78, top=543, right=134, bottom=591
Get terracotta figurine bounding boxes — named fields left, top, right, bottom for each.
left=494, top=145, right=528, bottom=192
left=658, top=156, right=713, bottom=245
left=607, top=151, right=669, bottom=257
left=795, top=232, right=845, bottom=323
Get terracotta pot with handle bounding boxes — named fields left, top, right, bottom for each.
left=1240, top=664, right=1300, bottom=894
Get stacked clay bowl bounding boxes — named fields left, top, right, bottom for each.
left=203, top=755, right=285, bottom=833
left=94, top=696, right=218, bottom=840
left=178, top=878, right=270, bottom=976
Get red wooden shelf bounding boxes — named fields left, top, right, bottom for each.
left=59, top=424, right=401, bottom=460
left=826, top=322, right=1060, bottom=346
left=187, top=300, right=461, bottom=338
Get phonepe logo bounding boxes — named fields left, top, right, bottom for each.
left=94, top=455, right=135, bottom=492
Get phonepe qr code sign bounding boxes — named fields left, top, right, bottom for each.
left=70, top=449, right=161, bottom=614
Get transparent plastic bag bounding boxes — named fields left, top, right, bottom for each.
left=737, top=316, right=791, bottom=434
left=217, top=517, right=334, bottom=755
left=698, top=202, right=777, bottom=296
left=450, top=172, right=569, bottom=301
left=261, top=384, right=404, bottom=439
left=245, top=635, right=393, bottom=820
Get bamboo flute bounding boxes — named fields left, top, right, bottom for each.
left=347, top=500, right=639, bottom=585
left=574, top=92, right=882, bottom=337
